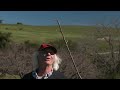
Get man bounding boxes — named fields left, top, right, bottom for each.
left=22, top=43, right=65, bottom=79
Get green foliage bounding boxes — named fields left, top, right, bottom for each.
left=0, top=31, right=12, bottom=48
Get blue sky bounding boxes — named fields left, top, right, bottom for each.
left=0, top=11, right=120, bottom=26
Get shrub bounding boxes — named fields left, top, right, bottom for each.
left=0, top=31, right=12, bottom=48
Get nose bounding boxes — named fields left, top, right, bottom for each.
left=46, top=52, right=51, bottom=56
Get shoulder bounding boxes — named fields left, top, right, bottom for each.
left=49, top=70, right=66, bottom=79
left=22, top=71, right=35, bottom=79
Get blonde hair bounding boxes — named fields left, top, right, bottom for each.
left=32, top=51, right=62, bottom=71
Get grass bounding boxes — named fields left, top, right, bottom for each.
left=0, top=24, right=96, bottom=44
left=0, top=24, right=120, bottom=52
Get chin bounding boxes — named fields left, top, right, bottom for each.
left=45, top=61, right=53, bottom=65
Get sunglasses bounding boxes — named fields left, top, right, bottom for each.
left=40, top=49, right=55, bottom=55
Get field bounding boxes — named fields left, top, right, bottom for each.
left=0, top=24, right=119, bottom=52
left=0, top=24, right=120, bottom=79
left=0, top=24, right=97, bottom=44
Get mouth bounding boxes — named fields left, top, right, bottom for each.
left=46, top=57, right=50, bottom=60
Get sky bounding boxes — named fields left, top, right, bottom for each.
left=0, top=11, right=120, bottom=26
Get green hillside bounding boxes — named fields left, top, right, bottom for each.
left=0, top=24, right=96, bottom=44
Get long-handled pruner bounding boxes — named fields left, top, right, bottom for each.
left=56, top=19, right=82, bottom=79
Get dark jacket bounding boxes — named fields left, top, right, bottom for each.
left=22, top=70, right=66, bottom=79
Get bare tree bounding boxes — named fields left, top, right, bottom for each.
left=93, top=18, right=120, bottom=78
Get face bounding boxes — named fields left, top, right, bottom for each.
left=38, top=48, right=56, bottom=66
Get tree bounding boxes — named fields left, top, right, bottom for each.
left=0, top=20, right=3, bottom=24
left=17, top=22, right=23, bottom=25
left=0, top=31, right=12, bottom=48
left=93, top=18, right=120, bottom=78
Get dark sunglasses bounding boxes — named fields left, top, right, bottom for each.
left=40, top=49, right=55, bottom=55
